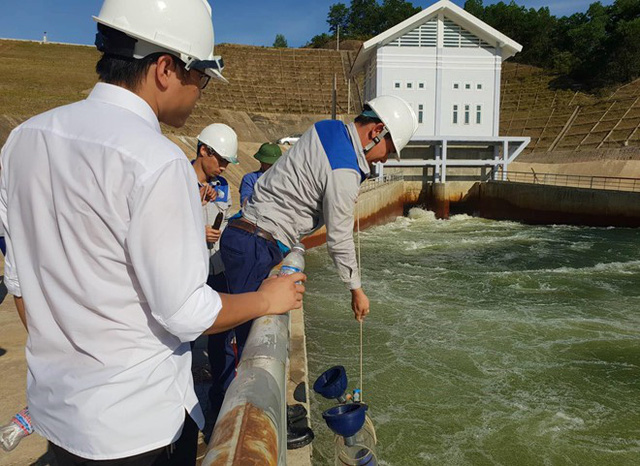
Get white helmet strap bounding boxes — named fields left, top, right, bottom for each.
left=363, top=127, right=389, bottom=154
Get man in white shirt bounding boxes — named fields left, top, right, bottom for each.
left=0, top=1, right=304, bottom=464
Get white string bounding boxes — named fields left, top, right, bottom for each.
left=356, top=201, right=364, bottom=403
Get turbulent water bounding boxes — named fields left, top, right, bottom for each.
left=305, top=209, right=640, bottom=466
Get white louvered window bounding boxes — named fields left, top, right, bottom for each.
left=443, top=18, right=492, bottom=49
left=388, top=18, right=437, bottom=47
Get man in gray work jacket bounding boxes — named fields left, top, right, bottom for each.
left=211, top=95, right=418, bottom=427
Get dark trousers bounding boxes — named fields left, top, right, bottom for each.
left=207, top=226, right=283, bottom=426
left=50, top=413, right=199, bottom=466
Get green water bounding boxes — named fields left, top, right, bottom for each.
left=305, top=209, right=640, bottom=465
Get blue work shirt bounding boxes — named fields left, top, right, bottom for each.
left=239, top=170, right=263, bottom=206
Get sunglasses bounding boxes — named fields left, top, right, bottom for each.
left=193, top=69, right=211, bottom=90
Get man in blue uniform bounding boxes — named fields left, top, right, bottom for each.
left=239, top=143, right=282, bottom=207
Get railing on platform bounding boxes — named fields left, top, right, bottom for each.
left=499, top=171, right=640, bottom=193
left=359, top=174, right=403, bottom=194
left=202, top=291, right=289, bottom=465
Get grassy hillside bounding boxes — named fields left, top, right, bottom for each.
left=1, top=39, right=638, bottom=155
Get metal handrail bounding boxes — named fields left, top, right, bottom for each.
left=202, top=289, right=289, bottom=465
left=359, top=174, right=403, bottom=194
left=498, top=171, right=640, bottom=193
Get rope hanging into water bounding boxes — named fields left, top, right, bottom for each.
left=356, top=202, right=364, bottom=403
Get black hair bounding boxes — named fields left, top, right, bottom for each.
left=94, top=24, right=186, bottom=90
left=95, top=53, right=165, bottom=90
left=197, top=142, right=207, bottom=157
left=354, top=104, right=383, bottom=125
left=354, top=114, right=383, bottom=125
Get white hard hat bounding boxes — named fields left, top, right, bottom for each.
left=197, top=124, right=239, bottom=164
left=365, top=95, right=418, bottom=159
left=93, top=0, right=227, bottom=83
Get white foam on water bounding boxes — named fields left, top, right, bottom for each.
left=448, top=213, right=474, bottom=222
left=407, top=207, right=437, bottom=220
left=569, top=242, right=594, bottom=251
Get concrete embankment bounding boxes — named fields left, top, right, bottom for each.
left=466, top=181, right=640, bottom=227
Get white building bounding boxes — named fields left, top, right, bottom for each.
left=350, top=0, right=530, bottom=181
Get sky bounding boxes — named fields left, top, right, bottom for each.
left=0, top=0, right=616, bottom=49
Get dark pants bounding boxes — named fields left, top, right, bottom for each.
left=50, top=413, right=199, bottom=466
left=207, top=226, right=283, bottom=427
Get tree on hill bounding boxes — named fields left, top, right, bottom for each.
left=379, top=0, right=421, bottom=32
left=306, top=0, right=418, bottom=47
left=464, top=0, right=640, bottom=89
left=273, top=34, right=288, bottom=48
left=308, top=0, right=639, bottom=89
left=347, top=0, right=382, bottom=38
left=328, top=3, right=350, bottom=35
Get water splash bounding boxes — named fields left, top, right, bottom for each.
left=306, top=216, right=640, bottom=465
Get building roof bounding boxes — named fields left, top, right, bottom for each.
left=350, top=0, right=523, bottom=76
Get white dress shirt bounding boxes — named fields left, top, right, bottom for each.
left=0, top=83, right=221, bottom=460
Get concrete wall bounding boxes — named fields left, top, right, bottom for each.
left=302, top=181, right=406, bottom=249
left=472, top=181, right=640, bottom=227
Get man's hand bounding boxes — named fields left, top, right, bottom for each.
left=351, top=288, right=370, bottom=322
left=258, top=273, right=306, bottom=315
left=205, top=226, right=222, bottom=243
left=199, top=184, right=217, bottom=205
left=207, top=273, right=306, bottom=334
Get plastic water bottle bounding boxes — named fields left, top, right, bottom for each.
left=1, top=407, right=33, bottom=452
left=279, top=243, right=305, bottom=277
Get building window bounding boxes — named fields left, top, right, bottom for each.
left=464, top=105, right=470, bottom=124
left=453, top=82, right=460, bottom=90
left=418, top=104, right=424, bottom=124
left=453, top=105, right=458, bottom=124
left=476, top=83, right=483, bottom=90
left=465, top=83, right=471, bottom=90
left=394, top=81, right=401, bottom=89
left=476, top=105, right=482, bottom=124
left=418, top=82, right=425, bottom=89
left=406, top=82, right=413, bottom=90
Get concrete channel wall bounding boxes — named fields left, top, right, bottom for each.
left=303, top=179, right=407, bottom=248
left=470, top=181, right=640, bottom=227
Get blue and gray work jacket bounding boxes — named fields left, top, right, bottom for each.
left=200, top=174, right=231, bottom=275
left=243, top=121, right=370, bottom=290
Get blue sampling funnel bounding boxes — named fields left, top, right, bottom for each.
left=322, top=403, right=368, bottom=445
left=313, top=365, right=348, bottom=402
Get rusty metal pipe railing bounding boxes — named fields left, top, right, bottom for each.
left=202, top=310, right=289, bottom=466
left=500, top=171, right=640, bottom=193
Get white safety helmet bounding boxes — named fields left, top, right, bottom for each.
left=197, top=124, right=239, bottom=164
left=365, top=95, right=418, bottom=159
left=93, top=0, right=226, bottom=83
